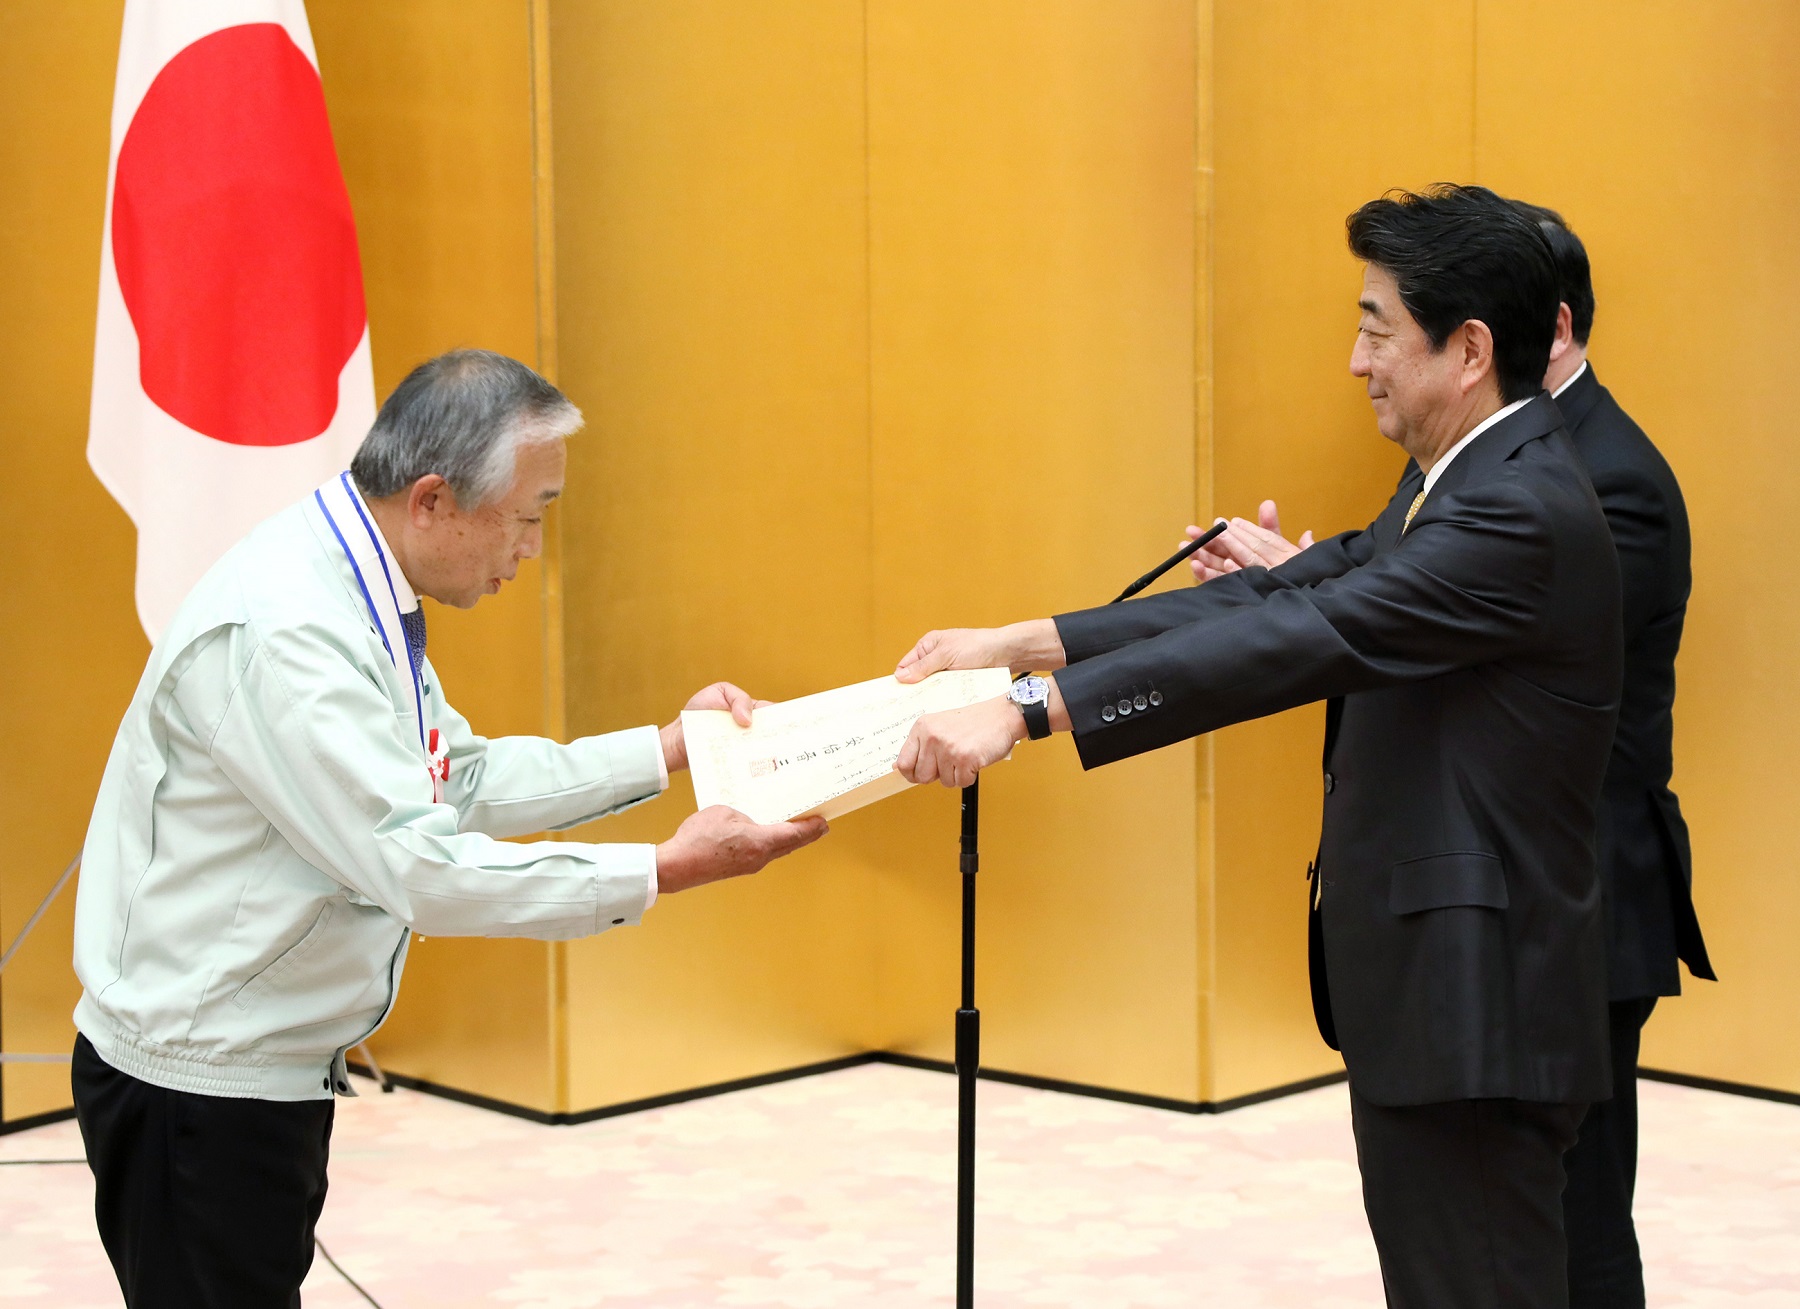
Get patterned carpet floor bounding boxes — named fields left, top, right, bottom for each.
left=1, top=1062, right=1795, bottom=1306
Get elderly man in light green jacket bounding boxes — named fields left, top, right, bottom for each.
left=71, top=348, right=826, bottom=1309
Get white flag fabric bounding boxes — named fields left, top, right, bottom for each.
left=89, top=0, right=375, bottom=640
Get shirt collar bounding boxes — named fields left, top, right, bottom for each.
left=1421, top=397, right=1532, bottom=496
left=1551, top=358, right=1589, bottom=399
left=347, top=480, right=421, bottom=614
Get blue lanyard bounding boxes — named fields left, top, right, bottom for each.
left=313, top=473, right=427, bottom=749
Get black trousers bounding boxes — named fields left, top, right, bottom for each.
left=1563, top=997, right=1658, bottom=1308
left=71, top=1035, right=335, bottom=1309
left=1350, top=1083, right=1587, bottom=1309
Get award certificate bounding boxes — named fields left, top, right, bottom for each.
left=682, top=668, right=1015, bottom=823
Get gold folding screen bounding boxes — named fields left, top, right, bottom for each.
left=4, top=1, right=1795, bottom=1128
left=550, top=0, right=1212, bottom=1109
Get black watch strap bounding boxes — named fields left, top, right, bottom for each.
left=1019, top=695, right=1051, bottom=741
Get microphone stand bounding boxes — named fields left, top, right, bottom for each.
left=955, top=781, right=980, bottom=1309
left=950, top=520, right=1225, bottom=1307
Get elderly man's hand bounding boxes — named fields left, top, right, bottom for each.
left=661, top=682, right=771, bottom=774
left=896, top=698, right=1024, bottom=790
left=655, top=806, right=829, bottom=893
left=895, top=619, right=1067, bottom=685
left=1186, top=500, right=1314, bottom=582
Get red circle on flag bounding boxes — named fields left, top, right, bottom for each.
left=112, top=23, right=367, bottom=447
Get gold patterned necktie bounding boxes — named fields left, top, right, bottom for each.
left=1401, top=489, right=1427, bottom=535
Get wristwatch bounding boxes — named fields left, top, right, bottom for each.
left=1009, top=675, right=1052, bottom=741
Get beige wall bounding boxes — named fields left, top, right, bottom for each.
left=5, top=1, right=1796, bottom=1127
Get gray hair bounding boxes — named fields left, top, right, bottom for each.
left=349, top=349, right=582, bottom=507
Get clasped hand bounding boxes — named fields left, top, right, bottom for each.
left=1185, top=500, right=1312, bottom=580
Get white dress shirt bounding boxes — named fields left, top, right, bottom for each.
left=1552, top=358, right=1589, bottom=400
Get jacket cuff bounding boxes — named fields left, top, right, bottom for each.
left=608, top=724, right=669, bottom=808
left=1053, top=653, right=1179, bottom=770
left=1053, top=609, right=1113, bottom=665
left=596, top=843, right=660, bottom=928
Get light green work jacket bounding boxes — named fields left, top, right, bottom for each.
left=74, top=485, right=666, bottom=1100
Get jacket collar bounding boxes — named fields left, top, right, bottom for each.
left=1550, top=360, right=1604, bottom=433
left=1426, top=391, right=1563, bottom=500
left=306, top=476, right=422, bottom=619
left=305, top=474, right=431, bottom=749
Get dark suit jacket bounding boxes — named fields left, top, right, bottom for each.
left=1554, top=364, right=1714, bottom=998
left=1054, top=395, right=1620, bottom=1106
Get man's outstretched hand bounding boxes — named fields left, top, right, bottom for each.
left=1186, top=500, right=1313, bottom=581
left=661, top=682, right=771, bottom=774
left=655, top=806, right=829, bottom=894
left=894, top=619, right=1067, bottom=684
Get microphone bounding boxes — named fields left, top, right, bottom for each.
left=1110, top=521, right=1228, bottom=605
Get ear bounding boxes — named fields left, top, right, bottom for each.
left=1548, top=302, right=1574, bottom=363
left=1458, top=319, right=1497, bottom=396
left=406, top=474, right=455, bottom=529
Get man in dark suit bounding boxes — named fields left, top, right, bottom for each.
left=1189, top=205, right=1717, bottom=1309
left=891, top=185, right=1622, bottom=1308
left=1523, top=204, right=1716, bottom=1308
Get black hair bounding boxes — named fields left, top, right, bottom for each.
left=1345, top=184, right=1560, bottom=403
left=1510, top=200, right=1595, bottom=345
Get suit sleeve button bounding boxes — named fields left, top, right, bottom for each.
left=1323, top=772, right=1335, bottom=794
left=1100, top=704, right=1117, bottom=722
left=1148, top=690, right=1163, bottom=707
left=1117, top=699, right=1133, bottom=716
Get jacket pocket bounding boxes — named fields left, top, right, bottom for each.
left=232, top=901, right=336, bottom=1010
left=1390, top=852, right=1508, bottom=914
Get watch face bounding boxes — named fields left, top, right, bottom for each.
left=1011, top=675, right=1048, bottom=707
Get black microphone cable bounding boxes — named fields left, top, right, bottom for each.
left=0, top=1158, right=385, bottom=1307
left=1111, top=521, right=1228, bottom=603
left=315, top=1238, right=386, bottom=1307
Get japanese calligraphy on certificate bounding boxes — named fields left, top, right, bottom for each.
left=683, top=668, right=1015, bottom=823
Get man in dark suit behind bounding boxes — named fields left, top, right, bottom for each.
left=1192, top=204, right=1718, bottom=1308
left=1523, top=204, right=1716, bottom=1308
left=890, top=185, right=1622, bottom=1307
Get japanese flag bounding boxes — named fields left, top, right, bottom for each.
left=89, top=0, right=374, bottom=640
